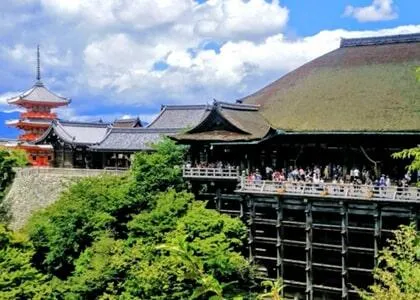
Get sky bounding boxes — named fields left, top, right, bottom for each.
left=0, top=0, right=419, bottom=138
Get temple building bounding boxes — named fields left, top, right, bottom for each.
left=5, top=46, right=70, bottom=166
left=33, top=105, right=209, bottom=168
left=3, top=33, right=420, bottom=299
left=177, top=33, right=420, bottom=299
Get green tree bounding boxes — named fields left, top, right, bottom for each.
left=359, top=224, right=420, bottom=300
left=26, top=174, right=133, bottom=278
left=0, top=224, right=50, bottom=300
left=4, top=139, right=254, bottom=299
left=0, top=148, right=28, bottom=198
left=129, top=137, right=186, bottom=201
left=0, top=148, right=29, bottom=222
left=392, top=147, right=420, bottom=174
left=257, top=279, right=284, bottom=300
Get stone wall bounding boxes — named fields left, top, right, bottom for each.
left=2, top=168, right=124, bottom=231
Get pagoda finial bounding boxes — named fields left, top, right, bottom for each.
left=35, top=45, right=43, bottom=86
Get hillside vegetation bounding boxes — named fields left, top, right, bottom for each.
left=0, top=139, right=255, bottom=299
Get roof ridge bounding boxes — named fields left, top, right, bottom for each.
left=162, top=104, right=208, bottom=110
left=110, top=127, right=179, bottom=133
left=58, top=120, right=111, bottom=127
left=215, top=100, right=260, bottom=111
left=340, top=32, right=420, bottom=48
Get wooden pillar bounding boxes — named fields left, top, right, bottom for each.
left=373, top=203, right=382, bottom=267
left=247, top=196, right=255, bottom=264
left=305, top=199, right=313, bottom=300
left=61, top=145, right=65, bottom=168
left=101, top=152, right=105, bottom=169
left=215, top=188, right=221, bottom=212
left=239, top=195, right=245, bottom=221
left=340, top=201, right=349, bottom=300
left=276, top=196, right=284, bottom=290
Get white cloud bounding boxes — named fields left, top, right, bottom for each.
left=344, top=0, right=398, bottom=22
left=1, top=0, right=419, bottom=123
left=79, top=25, right=420, bottom=106
left=2, top=44, right=73, bottom=70
left=0, top=92, right=25, bottom=113
left=56, top=107, right=157, bottom=124
left=194, top=0, right=289, bottom=40
left=40, top=0, right=192, bottom=28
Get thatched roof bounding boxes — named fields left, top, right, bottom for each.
left=241, top=33, right=420, bottom=132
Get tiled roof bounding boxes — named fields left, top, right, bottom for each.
left=113, top=117, right=142, bottom=128
left=242, top=32, right=420, bottom=132
left=175, top=101, right=272, bottom=142
left=147, top=104, right=210, bottom=129
left=35, top=120, right=111, bottom=145
left=90, top=128, right=179, bottom=151
left=7, top=82, right=70, bottom=106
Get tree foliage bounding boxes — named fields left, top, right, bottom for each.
left=392, top=147, right=420, bottom=174
left=0, top=224, right=50, bottom=300
left=2, top=139, right=255, bottom=299
left=0, top=147, right=28, bottom=198
left=359, top=224, right=420, bottom=300
left=0, top=147, right=29, bottom=222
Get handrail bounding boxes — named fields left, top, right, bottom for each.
left=182, top=167, right=240, bottom=179
left=238, top=179, right=420, bottom=202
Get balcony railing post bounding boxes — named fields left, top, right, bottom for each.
left=236, top=180, right=419, bottom=201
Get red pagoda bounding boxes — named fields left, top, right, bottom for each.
left=6, top=46, right=71, bottom=166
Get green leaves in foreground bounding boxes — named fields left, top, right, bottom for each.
left=392, top=147, right=420, bottom=173
left=359, top=224, right=420, bottom=300
left=2, top=139, right=255, bottom=299
left=0, top=224, right=49, bottom=300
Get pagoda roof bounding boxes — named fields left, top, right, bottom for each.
left=7, top=82, right=71, bottom=106
left=113, top=117, right=142, bottom=128
left=241, top=32, right=420, bottom=132
left=6, top=119, right=51, bottom=127
left=35, top=120, right=111, bottom=146
left=174, top=101, right=273, bottom=142
left=147, top=104, right=210, bottom=129
left=90, top=127, right=179, bottom=152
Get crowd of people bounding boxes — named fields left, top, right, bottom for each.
left=185, top=161, right=238, bottom=169
left=246, top=164, right=413, bottom=187
left=184, top=161, right=415, bottom=187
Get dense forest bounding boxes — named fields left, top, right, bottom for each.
left=0, top=140, right=418, bottom=299
left=0, top=140, right=257, bottom=299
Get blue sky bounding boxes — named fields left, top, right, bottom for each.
left=0, top=0, right=419, bottom=138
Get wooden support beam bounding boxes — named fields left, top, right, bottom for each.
left=305, top=199, right=313, bottom=300
left=373, top=203, right=382, bottom=267
left=247, top=196, right=256, bottom=264
left=340, top=200, right=349, bottom=300
left=215, top=188, right=221, bottom=212
left=239, top=195, right=245, bottom=221
left=276, top=196, right=284, bottom=287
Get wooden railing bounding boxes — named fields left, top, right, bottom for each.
left=238, top=179, right=420, bottom=202
left=183, top=167, right=240, bottom=180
